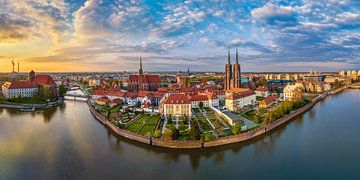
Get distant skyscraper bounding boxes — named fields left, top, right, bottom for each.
left=224, top=49, right=241, bottom=90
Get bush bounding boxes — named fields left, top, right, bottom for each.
left=189, top=120, right=201, bottom=140
left=171, top=128, right=180, bottom=140
left=203, top=133, right=213, bottom=142
left=153, top=130, right=161, bottom=138
left=231, top=125, right=241, bottom=135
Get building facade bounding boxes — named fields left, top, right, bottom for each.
left=225, top=88, right=256, bottom=112
left=1, top=81, right=38, bottom=98
left=283, top=83, right=304, bottom=101
left=161, top=94, right=192, bottom=117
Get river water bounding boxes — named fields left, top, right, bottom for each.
left=0, top=90, right=359, bottom=180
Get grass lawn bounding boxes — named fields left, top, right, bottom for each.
left=138, top=115, right=160, bottom=135
left=126, top=114, right=161, bottom=135
left=125, top=114, right=150, bottom=132
left=126, top=122, right=142, bottom=132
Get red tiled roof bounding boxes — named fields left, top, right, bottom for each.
left=97, top=96, right=110, bottom=103
left=163, top=94, right=190, bottom=104
left=33, top=75, right=56, bottom=86
left=129, top=74, right=160, bottom=83
left=226, top=88, right=250, bottom=93
left=7, top=82, right=38, bottom=89
left=190, top=94, right=209, bottom=101
left=93, top=88, right=123, bottom=97
left=226, top=90, right=256, bottom=100
left=261, top=95, right=279, bottom=105
left=256, top=86, right=268, bottom=92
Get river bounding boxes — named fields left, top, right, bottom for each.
left=0, top=90, right=359, bottom=179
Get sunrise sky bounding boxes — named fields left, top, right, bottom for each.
left=0, top=0, right=359, bottom=72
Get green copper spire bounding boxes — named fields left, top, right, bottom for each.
left=236, top=48, right=239, bottom=64
left=227, top=49, right=231, bottom=64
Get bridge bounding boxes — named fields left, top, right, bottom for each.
left=64, top=89, right=89, bottom=101
left=349, top=83, right=360, bottom=89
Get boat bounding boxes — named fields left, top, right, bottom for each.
left=20, top=105, right=35, bottom=112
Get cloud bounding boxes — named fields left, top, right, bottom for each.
left=251, top=3, right=297, bottom=26
left=1, top=0, right=360, bottom=72
left=0, top=0, right=70, bottom=43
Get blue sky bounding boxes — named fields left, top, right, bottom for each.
left=0, top=0, right=359, bottom=72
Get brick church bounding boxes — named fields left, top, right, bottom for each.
left=224, top=49, right=241, bottom=90
left=128, top=57, right=161, bottom=92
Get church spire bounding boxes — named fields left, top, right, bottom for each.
left=140, top=56, right=143, bottom=69
left=139, top=56, right=143, bottom=75
left=227, top=49, right=231, bottom=64
left=235, top=48, right=239, bottom=64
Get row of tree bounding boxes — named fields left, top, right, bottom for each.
left=263, top=100, right=306, bottom=125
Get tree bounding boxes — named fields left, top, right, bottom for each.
left=40, top=85, right=52, bottom=100
left=204, top=133, right=213, bottom=142
left=171, top=128, right=180, bottom=140
left=198, top=102, right=204, bottom=109
left=189, top=120, right=201, bottom=140
left=58, top=84, right=67, bottom=97
left=231, top=125, right=241, bottom=135
left=153, top=130, right=161, bottom=138
left=255, top=78, right=267, bottom=87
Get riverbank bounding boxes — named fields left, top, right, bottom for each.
left=0, top=99, right=64, bottom=111
left=87, top=88, right=343, bottom=149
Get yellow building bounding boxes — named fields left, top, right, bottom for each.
left=283, top=84, right=304, bottom=101
left=161, top=94, right=192, bottom=117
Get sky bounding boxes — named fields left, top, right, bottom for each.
left=0, top=0, right=359, bottom=72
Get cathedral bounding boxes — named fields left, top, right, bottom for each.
left=128, top=57, right=161, bottom=92
left=224, top=49, right=241, bottom=90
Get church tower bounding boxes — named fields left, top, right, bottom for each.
left=138, top=57, right=143, bottom=91
left=233, top=48, right=241, bottom=88
left=224, top=49, right=232, bottom=90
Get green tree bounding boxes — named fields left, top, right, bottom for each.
left=189, top=120, right=201, bottom=140
left=171, top=128, right=180, bottom=140
left=58, top=84, right=67, bottom=97
left=40, top=85, right=52, bottom=100
left=204, top=133, right=213, bottom=142
left=153, top=130, right=161, bottom=138
left=231, top=125, right=241, bottom=135
left=255, top=78, right=267, bottom=87
left=199, top=102, right=204, bottom=109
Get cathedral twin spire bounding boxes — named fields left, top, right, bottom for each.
left=224, top=48, right=241, bottom=90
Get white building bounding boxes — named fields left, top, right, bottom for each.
left=1, top=81, right=38, bottom=98
left=255, top=86, right=270, bottom=97
left=225, top=88, right=256, bottom=112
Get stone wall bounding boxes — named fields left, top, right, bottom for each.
left=152, top=139, right=202, bottom=149
left=88, top=102, right=151, bottom=144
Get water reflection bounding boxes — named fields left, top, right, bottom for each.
left=1, top=90, right=360, bottom=179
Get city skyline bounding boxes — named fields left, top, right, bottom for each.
left=1, top=0, right=360, bottom=72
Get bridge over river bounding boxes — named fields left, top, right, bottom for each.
left=64, top=89, right=89, bottom=101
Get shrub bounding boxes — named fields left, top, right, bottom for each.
left=204, top=133, right=213, bottom=142
left=153, top=130, right=161, bottom=138
left=231, top=125, right=241, bottom=135
left=171, top=128, right=180, bottom=140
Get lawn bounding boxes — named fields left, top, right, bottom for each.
left=138, top=115, right=160, bottom=135
left=125, top=114, right=150, bottom=133
left=126, top=114, right=161, bottom=135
